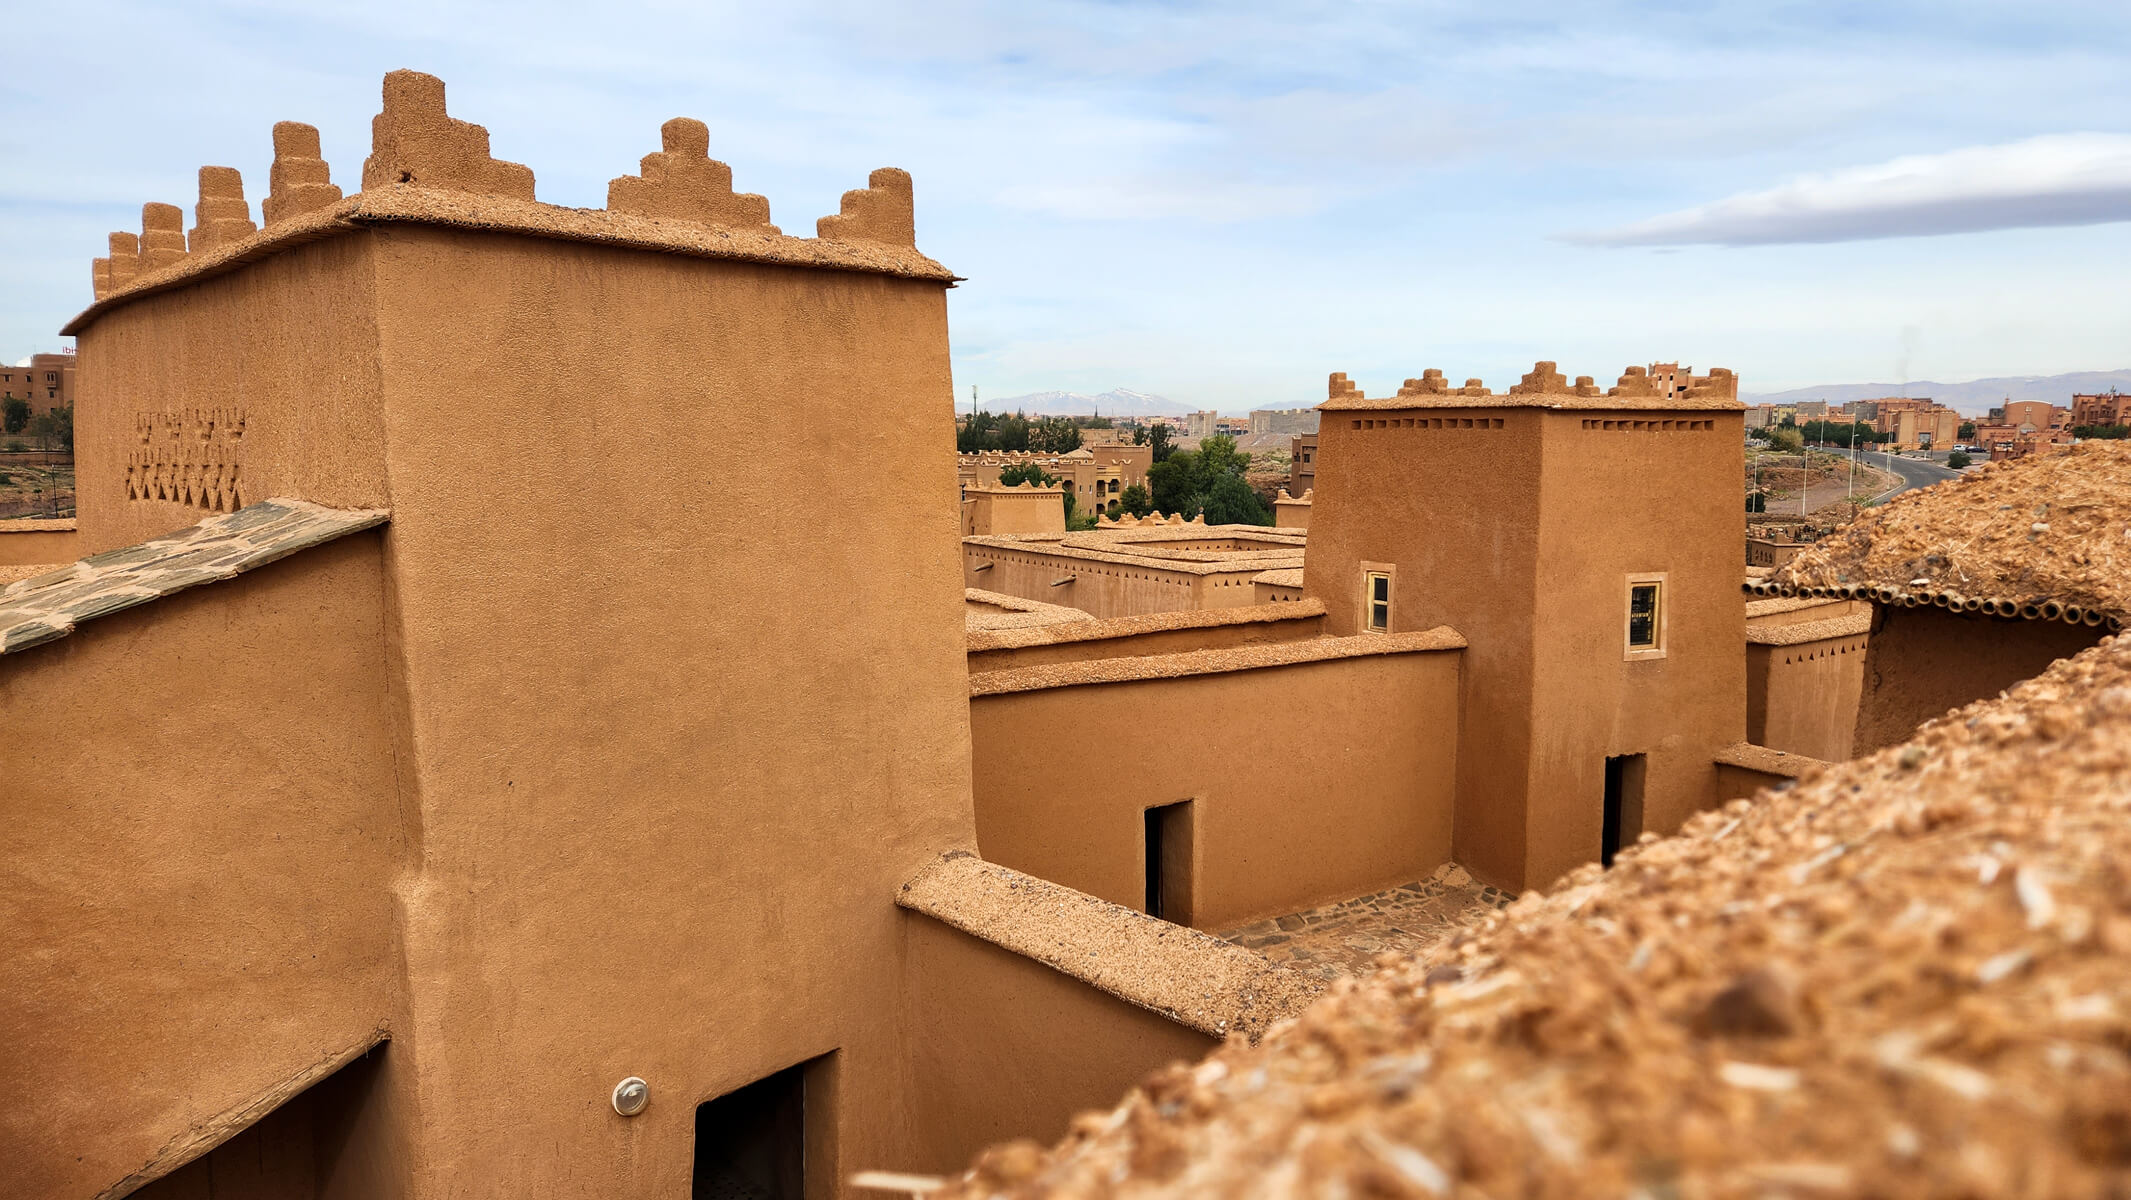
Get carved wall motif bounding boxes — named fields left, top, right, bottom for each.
left=126, top=407, right=248, bottom=512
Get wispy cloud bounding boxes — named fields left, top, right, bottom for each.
left=1566, top=134, right=2131, bottom=246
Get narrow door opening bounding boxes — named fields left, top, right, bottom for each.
left=1143, top=800, right=1195, bottom=924
left=694, top=1060, right=808, bottom=1200
left=1602, top=754, right=1646, bottom=867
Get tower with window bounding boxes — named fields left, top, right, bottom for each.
left=1301, top=362, right=1747, bottom=890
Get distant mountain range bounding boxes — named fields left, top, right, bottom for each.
left=1745, top=371, right=2131, bottom=416
left=979, top=388, right=1193, bottom=417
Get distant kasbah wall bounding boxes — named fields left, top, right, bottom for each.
left=963, top=482, right=1065, bottom=536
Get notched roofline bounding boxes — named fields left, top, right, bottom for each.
left=63, top=188, right=959, bottom=336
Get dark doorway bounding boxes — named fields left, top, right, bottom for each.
left=1144, top=800, right=1195, bottom=924
left=1602, top=754, right=1646, bottom=867
left=694, top=1061, right=808, bottom=1200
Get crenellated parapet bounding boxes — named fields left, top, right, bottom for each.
left=75, top=69, right=952, bottom=324
left=1323, top=361, right=1740, bottom=411
left=362, top=69, right=536, bottom=199
left=137, top=203, right=189, bottom=274
left=816, top=168, right=915, bottom=245
left=606, top=118, right=778, bottom=233
left=263, top=122, right=343, bottom=226
left=188, top=167, right=258, bottom=253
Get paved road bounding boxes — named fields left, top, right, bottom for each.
left=1871, top=452, right=1961, bottom=500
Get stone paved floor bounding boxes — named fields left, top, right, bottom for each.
left=1217, top=862, right=1514, bottom=981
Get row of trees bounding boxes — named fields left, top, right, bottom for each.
left=2072, top=424, right=2130, bottom=440
left=996, top=435, right=1272, bottom=527
left=2, top=401, right=72, bottom=451
left=957, top=411, right=1087, bottom=453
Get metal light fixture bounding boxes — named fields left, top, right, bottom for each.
left=612, top=1077, right=650, bottom=1116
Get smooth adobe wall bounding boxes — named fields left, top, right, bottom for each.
left=1301, top=413, right=1542, bottom=889
left=1748, top=633, right=1866, bottom=760
left=903, top=916, right=1216, bottom=1175
left=0, top=520, right=79, bottom=566
left=1522, top=411, right=1745, bottom=890
left=364, top=227, right=974, bottom=1197
left=965, top=609, right=1326, bottom=673
left=71, top=236, right=388, bottom=555
left=966, top=544, right=1201, bottom=618
left=970, top=649, right=1461, bottom=931
left=1854, top=606, right=2107, bottom=753
left=0, top=534, right=401, bottom=1200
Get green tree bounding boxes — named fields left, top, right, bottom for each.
left=2072, top=424, right=2130, bottom=440
left=1131, top=425, right=1147, bottom=445
left=957, top=410, right=1033, bottom=452
left=27, top=405, right=71, bottom=453
left=1118, top=482, right=1153, bottom=517
left=1145, top=435, right=1271, bottom=525
left=1147, top=422, right=1175, bottom=463
left=1767, top=426, right=1804, bottom=453
left=1947, top=450, right=1973, bottom=469
left=2, top=397, right=28, bottom=435
left=1746, top=491, right=1767, bottom=513
left=998, top=462, right=1058, bottom=489
left=1028, top=416, right=1084, bottom=453
left=1957, top=421, right=1976, bottom=440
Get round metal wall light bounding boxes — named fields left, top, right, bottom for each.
left=612, top=1077, right=650, bottom=1116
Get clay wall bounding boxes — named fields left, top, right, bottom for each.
left=962, top=484, right=1065, bottom=536
left=1854, top=606, right=2108, bottom=753
left=351, top=225, right=975, bottom=1194
left=969, top=644, right=1462, bottom=931
left=1747, top=633, right=1867, bottom=760
left=965, top=603, right=1326, bottom=673
left=965, top=543, right=1267, bottom=618
left=0, top=517, right=78, bottom=565
left=1303, top=406, right=1543, bottom=888
left=1526, top=408, right=1745, bottom=887
left=903, top=917, right=1215, bottom=1174
left=0, top=534, right=401, bottom=1199
left=71, top=235, right=389, bottom=554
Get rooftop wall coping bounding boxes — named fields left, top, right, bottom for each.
left=64, top=185, right=957, bottom=336
left=0, top=498, right=388, bottom=656
left=897, top=852, right=1322, bottom=1040
left=1743, top=595, right=1846, bottom=620
left=1712, top=741, right=1826, bottom=778
left=963, top=535, right=1305, bottom=577
left=965, top=597, right=1327, bottom=654
left=1252, top=567, right=1305, bottom=587
left=963, top=588, right=1096, bottom=633
left=0, top=518, right=78, bottom=533
left=1744, top=610, right=1875, bottom=646
left=969, top=626, right=1465, bottom=697
left=1745, top=577, right=2126, bottom=630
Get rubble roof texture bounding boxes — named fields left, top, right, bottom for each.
left=1767, top=442, right=2131, bottom=622
left=0, top=500, right=387, bottom=655
left=940, top=630, right=2131, bottom=1198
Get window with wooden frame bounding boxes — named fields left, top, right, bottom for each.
left=1624, top=573, right=1666, bottom=659
left=1363, top=569, right=1392, bottom=633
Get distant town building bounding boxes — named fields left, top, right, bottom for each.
left=1183, top=410, right=1220, bottom=438
left=958, top=445, right=1152, bottom=512
left=0, top=352, right=74, bottom=423
left=2072, top=391, right=2131, bottom=429
left=1248, top=408, right=1319, bottom=436
left=1866, top=397, right=1959, bottom=450
left=1289, top=433, right=1318, bottom=495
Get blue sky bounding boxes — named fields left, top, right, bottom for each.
left=3, top=1, right=2128, bottom=408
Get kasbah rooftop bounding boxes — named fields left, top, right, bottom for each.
left=6, top=68, right=2131, bottom=1200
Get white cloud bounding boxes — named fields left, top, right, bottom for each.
left=1567, top=134, right=2131, bottom=246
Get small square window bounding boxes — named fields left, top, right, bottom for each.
left=1625, top=577, right=1665, bottom=658
left=1364, top=570, right=1391, bottom=632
